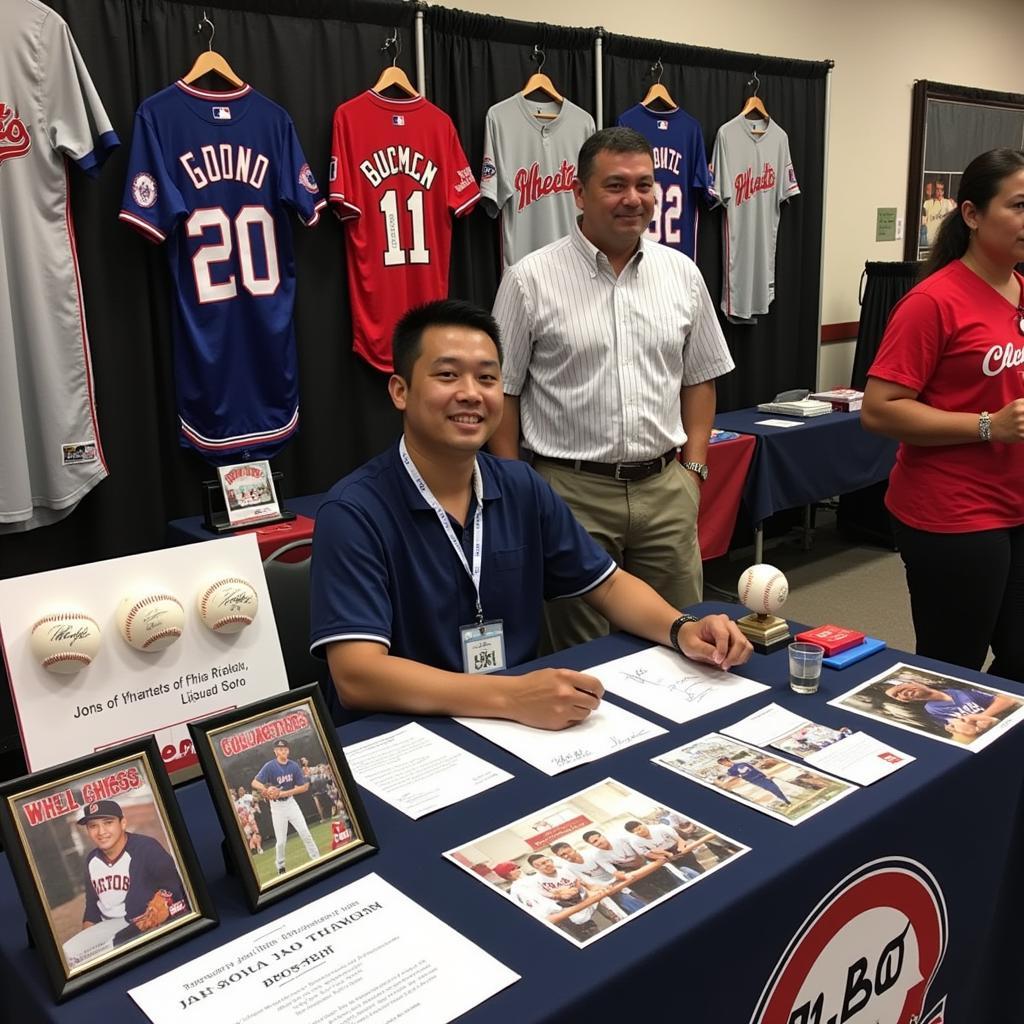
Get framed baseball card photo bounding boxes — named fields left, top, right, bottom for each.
left=0, top=737, right=215, bottom=1001
left=189, top=685, right=376, bottom=910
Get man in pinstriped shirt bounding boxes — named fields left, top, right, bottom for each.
left=490, top=127, right=735, bottom=653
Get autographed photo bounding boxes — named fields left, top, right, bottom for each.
left=829, top=662, right=1024, bottom=751
left=444, top=778, right=748, bottom=948
left=5, top=753, right=198, bottom=976
left=654, top=734, right=855, bottom=825
left=203, top=697, right=364, bottom=887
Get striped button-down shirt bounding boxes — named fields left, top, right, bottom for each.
left=493, top=220, right=734, bottom=462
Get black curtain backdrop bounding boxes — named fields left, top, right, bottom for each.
left=425, top=9, right=597, bottom=307
left=0, top=0, right=829, bottom=765
left=850, top=260, right=920, bottom=389
left=604, top=33, right=829, bottom=413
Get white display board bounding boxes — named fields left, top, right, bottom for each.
left=0, top=534, right=288, bottom=778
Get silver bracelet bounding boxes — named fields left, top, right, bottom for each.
left=979, top=411, right=992, bottom=442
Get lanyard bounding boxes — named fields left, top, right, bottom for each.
left=399, top=436, right=485, bottom=624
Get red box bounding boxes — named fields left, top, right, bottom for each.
left=794, top=624, right=866, bottom=657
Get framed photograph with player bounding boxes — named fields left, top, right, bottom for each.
left=0, top=736, right=215, bottom=1001
left=189, top=684, right=376, bottom=909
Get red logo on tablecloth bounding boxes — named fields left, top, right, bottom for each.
left=0, top=103, right=31, bottom=165
left=750, top=857, right=948, bottom=1024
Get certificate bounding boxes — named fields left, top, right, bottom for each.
left=129, top=873, right=519, bottom=1024
left=344, top=723, right=513, bottom=818
left=455, top=700, right=666, bottom=775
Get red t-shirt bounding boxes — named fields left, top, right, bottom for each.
left=868, top=259, right=1024, bottom=532
left=329, top=92, right=480, bottom=372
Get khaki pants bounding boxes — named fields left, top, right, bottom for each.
left=533, top=459, right=703, bottom=653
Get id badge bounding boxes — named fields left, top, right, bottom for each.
left=461, top=619, right=506, bottom=674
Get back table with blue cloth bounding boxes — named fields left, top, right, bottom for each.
left=713, top=408, right=899, bottom=561
left=2, top=602, right=1021, bottom=1021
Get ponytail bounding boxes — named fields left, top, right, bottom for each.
left=919, top=208, right=969, bottom=281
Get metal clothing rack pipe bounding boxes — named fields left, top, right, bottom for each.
left=414, top=6, right=426, bottom=96
left=594, top=30, right=604, bottom=128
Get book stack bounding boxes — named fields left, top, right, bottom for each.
left=756, top=397, right=833, bottom=417
left=809, top=388, right=864, bottom=412
left=794, top=624, right=886, bottom=669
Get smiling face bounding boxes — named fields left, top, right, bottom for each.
left=574, top=148, right=656, bottom=258
left=885, top=681, right=939, bottom=702
left=389, top=324, right=503, bottom=457
left=85, top=815, right=128, bottom=859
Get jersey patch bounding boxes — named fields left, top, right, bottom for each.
left=131, top=172, right=158, bottom=208
left=298, top=162, right=318, bottom=194
left=480, top=157, right=496, bottom=181
left=0, top=102, right=31, bottom=163
left=391, top=114, right=405, bottom=126
left=455, top=165, right=475, bottom=193
left=62, top=442, right=98, bottom=465
left=211, top=106, right=231, bottom=121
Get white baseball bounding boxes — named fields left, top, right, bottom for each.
left=738, top=563, right=790, bottom=616
left=29, top=609, right=102, bottom=674
left=197, top=576, right=258, bottom=634
left=117, top=589, right=185, bottom=652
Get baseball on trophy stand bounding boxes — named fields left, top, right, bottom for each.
left=117, top=589, right=185, bottom=652
left=197, top=575, right=259, bottom=634
left=29, top=609, right=102, bottom=675
left=736, top=564, right=792, bottom=654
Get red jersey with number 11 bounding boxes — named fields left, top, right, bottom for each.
left=329, top=91, right=480, bottom=372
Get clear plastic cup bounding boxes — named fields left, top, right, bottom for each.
left=788, top=642, right=825, bottom=694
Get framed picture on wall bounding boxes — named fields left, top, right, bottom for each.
left=0, top=737, right=216, bottom=1001
left=905, top=80, right=1024, bottom=261
left=188, top=684, right=376, bottom=910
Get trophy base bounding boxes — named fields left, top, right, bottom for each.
left=736, top=613, right=792, bottom=655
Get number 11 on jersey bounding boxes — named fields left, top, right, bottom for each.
left=379, top=189, right=431, bottom=266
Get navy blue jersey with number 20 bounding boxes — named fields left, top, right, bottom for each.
left=120, top=81, right=325, bottom=462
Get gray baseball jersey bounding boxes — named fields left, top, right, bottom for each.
left=0, top=0, right=118, bottom=533
left=480, top=94, right=594, bottom=267
left=710, top=115, right=798, bottom=323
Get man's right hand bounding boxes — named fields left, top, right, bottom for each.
left=505, top=668, right=604, bottom=730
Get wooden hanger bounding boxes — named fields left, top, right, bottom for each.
left=740, top=71, right=769, bottom=132
left=183, top=12, right=244, bottom=88
left=641, top=59, right=677, bottom=111
left=372, top=31, right=418, bottom=98
left=522, top=46, right=562, bottom=119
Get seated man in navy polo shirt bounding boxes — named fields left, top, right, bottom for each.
left=310, top=299, right=751, bottom=730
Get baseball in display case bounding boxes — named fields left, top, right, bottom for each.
left=189, top=685, right=377, bottom=910
left=0, top=736, right=216, bottom=1001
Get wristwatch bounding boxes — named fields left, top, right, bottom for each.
left=681, top=460, right=709, bottom=483
left=669, top=613, right=701, bottom=654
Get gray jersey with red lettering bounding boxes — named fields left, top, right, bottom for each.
left=0, top=0, right=118, bottom=533
left=480, top=94, right=594, bottom=268
left=710, top=115, right=798, bottom=323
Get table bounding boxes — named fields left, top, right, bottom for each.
left=713, top=408, right=898, bottom=562
left=168, top=437, right=757, bottom=564
left=2, top=602, right=1021, bottom=1021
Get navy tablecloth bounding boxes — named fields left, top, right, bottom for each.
left=713, top=408, right=898, bottom=526
left=1, top=603, right=1020, bottom=1022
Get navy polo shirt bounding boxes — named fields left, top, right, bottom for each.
left=309, top=441, right=616, bottom=670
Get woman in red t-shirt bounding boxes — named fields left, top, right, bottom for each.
left=863, top=149, right=1024, bottom=682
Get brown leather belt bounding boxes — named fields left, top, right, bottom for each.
left=533, top=448, right=678, bottom=482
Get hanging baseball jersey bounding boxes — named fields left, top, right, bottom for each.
left=616, top=104, right=713, bottom=260
left=480, top=94, right=594, bottom=267
left=119, top=81, right=325, bottom=463
left=710, top=115, right=799, bottom=323
left=0, top=0, right=118, bottom=534
left=329, top=91, right=480, bottom=373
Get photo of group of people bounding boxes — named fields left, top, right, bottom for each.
left=771, top=723, right=853, bottom=760
left=201, top=700, right=363, bottom=890
left=3, top=753, right=198, bottom=976
left=830, top=663, right=1024, bottom=751
left=444, top=779, right=748, bottom=948
left=653, top=735, right=855, bottom=825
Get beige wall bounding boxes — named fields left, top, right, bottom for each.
left=449, top=0, right=1021, bottom=338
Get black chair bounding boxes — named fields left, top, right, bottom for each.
left=262, top=539, right=353, bottom=725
